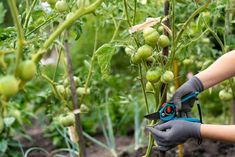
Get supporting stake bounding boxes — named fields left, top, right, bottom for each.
left=159, top=0, right=170, bottom=157
left=64, top=36, right=86, bottom=157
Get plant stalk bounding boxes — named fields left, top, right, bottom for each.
left=23, top=0, right=38, bottom=31
left=33, top=0, right=103, bottom=63
left=7, top=0, right=25, bottom=76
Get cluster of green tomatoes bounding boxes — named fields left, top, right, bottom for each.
left=0, top=60, right=36, bottom=98
left=125, top=27, right=174, bottom=90
left=0, top=59, right=36, bottom=133
left=54, top=77, right=90, bottom=127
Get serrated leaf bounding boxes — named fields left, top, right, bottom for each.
left=95, top=44, right=115, bottom=80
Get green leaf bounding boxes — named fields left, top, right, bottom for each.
left=0, top=2, right=6, bottom=24
left=0, top=140, right=8, bottom=153
left=4, top=117, right=15, bottom=127
left=95, top=44, right=115, bottom=80
left=197, top=14, right=203, bottom=30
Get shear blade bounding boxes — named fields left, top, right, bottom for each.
left=144, top=112, right=160, bottom=120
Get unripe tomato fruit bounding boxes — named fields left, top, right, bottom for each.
left=196, top=61, right=203, bottom=68
left=56, top=85, right=65, bottom=96
left=158, top=26, right=164, bottom=33
left=219, top=90, right=233, bottom=101
left=19, top=60, right=37, bottom=81
left=161, top=71, right=174, bottom=83
left=131, top=53, right=141, bottom=64
left=55, top=0, right=68, bottom=12
left=146, top=82, right=154, bottom=91
left=182, top=59, right=192, bottom=66
left=137, top=45, right=153, bottom=59
left=0, top=75, right=19, bottom=97
left=63, top=76, right=81, bottom=87
left=77, top=87, right=90, bottom=96
left=146, top=68, right=162, bottom=83
left=59, top=113, right=75, bottom=127
left=146, top=56, right=155, bottom=63
left=80, top=104, right=90, bottom=113
left=143, top=28, right=159, bottom=47
left=158, top=35, right=170, bottom=48
left=0, top=117, right=3, bottom=134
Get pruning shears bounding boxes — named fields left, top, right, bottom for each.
left=144, top=92, right=202, bottom=123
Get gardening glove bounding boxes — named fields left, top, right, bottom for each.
left=171, top=76, right=204, bottom=117
left=146, top=120, right=201, bottom=151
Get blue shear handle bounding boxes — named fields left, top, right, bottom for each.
left=173, top=117, right=201, bottom=123
left=181, top=92, right=199, bottom=103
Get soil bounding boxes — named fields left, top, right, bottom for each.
left=18, top=124, right=235, bottom=157
left=120, top=139, right=235, bottom=157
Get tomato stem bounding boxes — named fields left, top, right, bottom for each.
left=139, top=64, right=150, bottom=114
left=23, top=0, right=38, bottom=32
left=168, top=0, right=211, bottom=68
left=7, top=0, right=25, bottom=77
left=34, top=0, right=103, bottom=64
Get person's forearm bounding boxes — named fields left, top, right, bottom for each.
left=196, top=50, right=235, bottom=89
left=200, top=124, right=235, bottom=143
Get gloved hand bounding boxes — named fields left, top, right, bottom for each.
left=146, top=120, right=201, bottom=151
left=172, top=76, right=204, bottom=117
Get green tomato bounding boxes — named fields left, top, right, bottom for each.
left=182, top=59, right=192, bottom=66
left=158, top=26, right=164, bottom=33
left=143, top=28, right=159, bottom=47
left=56, top=85, right=65, bottom=96
left=77, top=87, right=90, bottom=96
left=80, top=104, right=90, bottom=113
left=59, top=113, right=75, bottom=127
left=0, top=75, right=19, bottom=97
left=63, top=76, right=81, bottom=87
left=137, top=45, right=153, bottom=59
left=0, top=117, right=3, bottom=134
left=19, top=60, right=37, bottom=81
left=55, top=0, right=68, bottom=12
left=196, top=61, right=203, bottom=68
left=161, top=71, right=174, bottom=83
left=131, top=53, right=141, bottom=64
left=219, top=90, right=233, bottom=101
left=146, top=68, right=162, bottom=83
left=146, top=56, right=155, bottom=63
left=158, top=35, right=170, bottom=48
